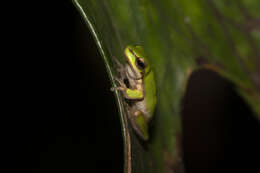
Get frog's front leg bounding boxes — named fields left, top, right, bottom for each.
left=113, top=87, right=144, bottom=100
left=125, top=87, right=144, bottom=100
left=112, top=77, right=144, bottom=100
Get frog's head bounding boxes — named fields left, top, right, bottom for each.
left=124, top=45, right=151, bottom=79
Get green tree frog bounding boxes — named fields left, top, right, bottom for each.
left=112, top=45, right=156, bottom=140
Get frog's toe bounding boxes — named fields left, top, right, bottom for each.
left=111, top=86, right=125, bottom=92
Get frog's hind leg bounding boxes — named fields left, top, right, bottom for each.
left=127, top=109, right=149, bottom=141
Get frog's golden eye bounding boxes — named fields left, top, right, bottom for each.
left=136, top=58, right=146, bottom=70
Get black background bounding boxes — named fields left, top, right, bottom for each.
left=10, top=1, right=259, bottom=173
left=12, top=1, right=122, bottom=172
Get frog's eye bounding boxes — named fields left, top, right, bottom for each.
left=136, top=58, right=146, bottom=70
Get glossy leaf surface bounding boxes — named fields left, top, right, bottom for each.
left=73, top=0, right=260, bottom=172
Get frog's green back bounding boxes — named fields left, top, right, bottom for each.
left=144, top=70, right=156, bottom=118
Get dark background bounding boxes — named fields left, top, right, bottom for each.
left=13, top=1, right=122, bottom=172
left=11, top=1, right=259, bottom=173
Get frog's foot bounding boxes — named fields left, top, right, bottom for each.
left=111, top=77, right=127, bottom=92
left=112, top=56, right=125, bottom=75
left=115, top=77, right=127, bottom=87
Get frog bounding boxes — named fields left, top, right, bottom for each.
left=112, top=45, right=156, bottom=140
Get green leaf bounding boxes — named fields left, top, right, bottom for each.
left=72, top=0, right=260, bottom=172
